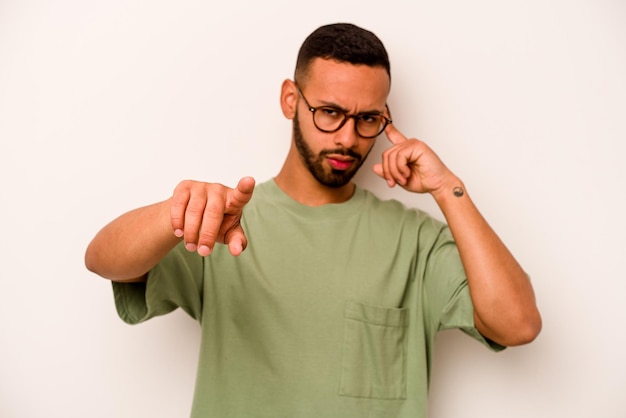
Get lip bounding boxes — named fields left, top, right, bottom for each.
left=326, top=156, right=354, bottom=170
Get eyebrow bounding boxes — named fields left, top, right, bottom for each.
left=315, top=100, right=385, bottom=116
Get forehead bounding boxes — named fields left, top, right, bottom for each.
left=302, top=58, right=390, bottom=111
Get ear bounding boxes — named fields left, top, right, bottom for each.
left=280, top=79, right=298, bottom=119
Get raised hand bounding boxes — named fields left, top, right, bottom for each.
left=170, top=176, right=256, bottom=257
left=372, top=123, right=455, bottom=196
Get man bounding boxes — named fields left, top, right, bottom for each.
left=85, top=23, right=541, bottom=418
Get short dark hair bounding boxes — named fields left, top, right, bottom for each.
left=294, top=23, right=390, bottom=84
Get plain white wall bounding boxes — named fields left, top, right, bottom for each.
left=1, top=0, right=625, bottom=417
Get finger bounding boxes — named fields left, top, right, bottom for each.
left=372, top=163, right=384, bottom=179
left=384, top=123, right=408, bottom=146
left=226, top=176, right=255, bottom=214
left=183, top=187, right=213, bottom=252
left=386, top=146, right=410, bottom=187
left=195, top=187, right=228, bottom=255
left=385, top=147, right=410, bottom=186
left=397, top=150, right=414, bottom=181
left=170, top=181, right=192, bottom=238
left=224, top=224, right=247, bottom=256
left=372, top=162, right=395, bottom=187
left=377, top=149, right=398, bottom=188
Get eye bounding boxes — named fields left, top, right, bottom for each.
left=358, top=114, right=381, bottom=124
left=319, top=107, right=343, bottom=119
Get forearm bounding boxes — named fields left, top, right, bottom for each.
left=84, top=200, right=180, bottom=282
left=432, top=178, right=542, bottom=346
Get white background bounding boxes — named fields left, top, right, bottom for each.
left=1, top=1, right=625, bottom=417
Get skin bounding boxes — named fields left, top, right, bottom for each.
left=84, top=58, right=541, bottom=346
left=275, top=59, right=389, bottom=205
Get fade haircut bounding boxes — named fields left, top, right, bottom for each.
left=294, top=23, right=390, bottom=85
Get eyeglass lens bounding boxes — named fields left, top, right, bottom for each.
left=313, top=108, right=386, bottom=138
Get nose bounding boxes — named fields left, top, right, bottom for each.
left=333, top=117, right=360, bottom=149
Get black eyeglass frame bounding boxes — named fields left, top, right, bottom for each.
left=296, top=86, right=392, bottom=139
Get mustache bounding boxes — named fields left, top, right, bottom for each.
left=319, top=148, right=362, bottom=161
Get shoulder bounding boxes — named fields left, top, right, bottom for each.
left=358, top=187, right=441, bottom=225
left=355, top=187, right=451, bottom=243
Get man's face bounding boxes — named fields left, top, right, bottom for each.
left=291, top=59, right=390, bottom=188
left=292, top=112, right=369, bottom=188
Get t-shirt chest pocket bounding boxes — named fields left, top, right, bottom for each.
left=338, top=300, right=409, bottom=400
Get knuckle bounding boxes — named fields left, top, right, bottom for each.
left=185, top=204, right=206, bottom=217
left=198, top=229, right=217, bottom=243
left=202, top=205, right=225, bottom=224
left=174, top=179, right=193, bottom=193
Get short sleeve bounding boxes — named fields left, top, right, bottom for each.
left=422, top=225, right=505, bottom=352
left=112, top=242, right=205, bottom=325
left=439, top=280, right=506, bottom=351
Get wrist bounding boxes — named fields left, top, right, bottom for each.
left=431, top=176, right=466, bottom=206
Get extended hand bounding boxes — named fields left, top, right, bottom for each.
left=372, top=124, right=454, bottom=195
left=170, top=177, right=255, bottom=257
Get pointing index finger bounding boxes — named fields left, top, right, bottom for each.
left=226, top=176, right=256, bottom=213
left=384, top=122, right=408, bottom=145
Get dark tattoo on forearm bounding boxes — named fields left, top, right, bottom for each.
left=453, top=187, right=464, bottom=197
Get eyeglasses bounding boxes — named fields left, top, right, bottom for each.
left=296, top=86, right=392, bottom=139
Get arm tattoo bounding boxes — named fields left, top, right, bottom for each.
left=453, top=187, right=464, bottom=197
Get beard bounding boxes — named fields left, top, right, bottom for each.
left=293, top=112, right=371, bottom=188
